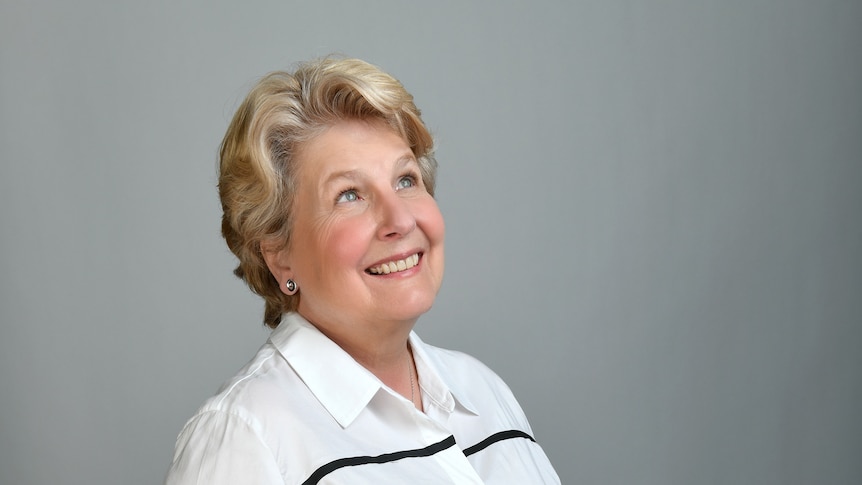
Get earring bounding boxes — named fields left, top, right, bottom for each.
left=285, top=279, right=298, bottom=295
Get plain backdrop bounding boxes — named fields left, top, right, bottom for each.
left=1, top=1, right=861, bottom=484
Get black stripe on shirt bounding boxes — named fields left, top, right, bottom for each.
left=462, top=429, right=537, bottom=457
left=301, top=435, right=457, bottom=485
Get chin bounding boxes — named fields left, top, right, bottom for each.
left=386, top=292, right=437, bottom=323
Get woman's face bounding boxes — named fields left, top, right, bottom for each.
left=279, top=119, right=445, bottom=331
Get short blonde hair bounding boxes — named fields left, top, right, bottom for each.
left=218, top=58, right=437, bottom=328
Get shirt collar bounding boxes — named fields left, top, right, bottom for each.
left=269, top=313, right=479, bottom=428
left=269, top=313, right=381, bottom=428
left=408, top=332, right=480, bottom=416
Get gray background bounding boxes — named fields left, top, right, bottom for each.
left=1, top=1, right=860, bottom=484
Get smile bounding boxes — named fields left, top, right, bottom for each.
left=366, top=253, right=420, bottom=275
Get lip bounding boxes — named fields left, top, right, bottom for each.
left=364, top=250, right=423, bottom=275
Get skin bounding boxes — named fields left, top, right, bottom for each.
left=262, top=119, right=445, bottom=408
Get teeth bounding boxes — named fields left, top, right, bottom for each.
left=368, top=253, right=420, bottom=275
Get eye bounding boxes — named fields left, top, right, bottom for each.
left=396, top=174, right=418, bottom=190
left=336, top=188, right=360, bottom=204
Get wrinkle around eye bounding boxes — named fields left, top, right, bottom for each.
left=335, top=189, right=360, bottom=204
left=396, top=174, right=419, bottom=190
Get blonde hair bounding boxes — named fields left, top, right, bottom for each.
left=218, top=58, right=437, bottom=328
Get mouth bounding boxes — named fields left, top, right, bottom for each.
left=366, top=253, right=421, bottom=275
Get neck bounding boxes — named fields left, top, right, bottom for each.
left=297, top=310, right=421, bottom=408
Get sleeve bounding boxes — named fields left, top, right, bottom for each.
left=164, top=410, right=283, bottom=485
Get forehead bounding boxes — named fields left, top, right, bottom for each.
left=294, top=120, right=415, bottom=184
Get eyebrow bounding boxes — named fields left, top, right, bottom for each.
left=322, top=169, right=361, bottom=187
left=321, top=154, right=418, bottom=187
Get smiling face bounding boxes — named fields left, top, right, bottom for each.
left=267, top=119, right=445, bottom=338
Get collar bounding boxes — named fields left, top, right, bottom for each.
left=408, top=331, right=480, bottom=417
left=269, top=313, right=478, bottom=428
left=269, top=313, right=380, bottom=428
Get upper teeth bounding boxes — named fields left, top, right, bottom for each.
left=368, top=253, right=420, bottom=275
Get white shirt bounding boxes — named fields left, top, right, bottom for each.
left=165, top=313, right=560, bottom=484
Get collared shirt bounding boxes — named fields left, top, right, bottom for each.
left=165, top=313, right=560, bottom=484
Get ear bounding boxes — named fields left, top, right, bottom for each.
left=260, top=239, right=295, bottom=295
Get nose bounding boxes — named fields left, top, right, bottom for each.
left=375, top=191, right=416, bottom=240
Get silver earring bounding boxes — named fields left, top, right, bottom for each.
left=285, top=279, right=298, bottom=295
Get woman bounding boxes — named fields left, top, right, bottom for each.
left=165, top=58, right=560, bottom=484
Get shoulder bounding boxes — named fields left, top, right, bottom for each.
left=422, top=343, right=507, bottom=387
left=166, top=342, right=300, bottom=483
left=415, top=340, right=561, bottom=482
left=416, top=339, right=530, bottom=426
left=174, top=343, right=282, bottom=435
left=166, top=407, right=284, bottom=484
left=203, top=339, right=301, bottom=411
left=176, top=339, right=304, bottom=444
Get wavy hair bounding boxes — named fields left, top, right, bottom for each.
left=218, top=58, right=437, bottom=328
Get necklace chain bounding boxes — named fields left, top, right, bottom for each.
left=407, top=350, right=416, bottom=407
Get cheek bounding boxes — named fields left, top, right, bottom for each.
left=417, top=199, right=446, bottom=291
left=320, top=217, right=374, bottom=269
left=417, top=198, right=445, bottom=245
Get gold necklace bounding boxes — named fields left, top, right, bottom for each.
left=408, top=350, right=416, bottom=406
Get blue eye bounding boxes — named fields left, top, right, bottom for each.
left=397, top=175, right=417, bottom=190
left=336, top=189, right=359, bottom=203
